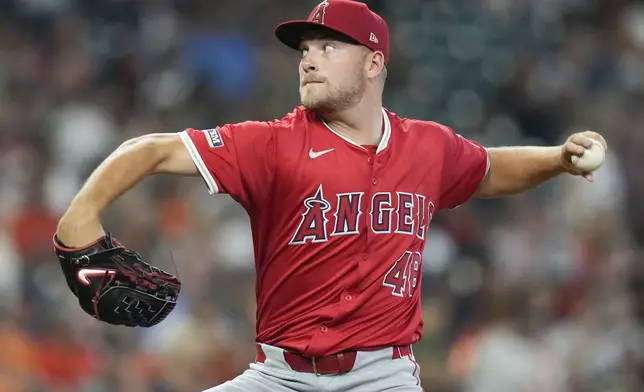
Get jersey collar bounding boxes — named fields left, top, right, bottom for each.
left=376, top=108, right=392, bottom=153
left=319, top=108, right=392, bottom=154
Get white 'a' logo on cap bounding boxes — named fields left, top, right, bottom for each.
left=310, top=0, right=329, bottom=24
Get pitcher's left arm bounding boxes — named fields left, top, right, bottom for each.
left=474, top=131, right=607, bottom=198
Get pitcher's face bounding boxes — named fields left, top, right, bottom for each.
left=299, top=37, right=368, bottom=113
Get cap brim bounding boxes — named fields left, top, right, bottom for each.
left=275, top=21, right=356, bottom=51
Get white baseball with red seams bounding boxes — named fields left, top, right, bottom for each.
left=571, top=139, right=605, bottom=172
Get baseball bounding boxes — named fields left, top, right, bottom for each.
left=571, top=139, right=605, bottom=172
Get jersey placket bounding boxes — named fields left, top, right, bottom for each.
left=307, top=110, right=393, bottom=353
left=305, top=144, right=374, bottom=352
left=358, top=143, right=391, bottom=291
left=339, top=146, right=376, bottom=308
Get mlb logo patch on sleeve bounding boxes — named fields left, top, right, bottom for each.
left=203, top=128, right=224, bottom=148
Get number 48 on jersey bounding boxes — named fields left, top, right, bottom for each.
left=382, top=251, right=422, bottom=297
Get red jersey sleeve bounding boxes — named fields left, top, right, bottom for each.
left=438, top=125, right=490, bottom=210
left=179, top=121, right=275, bottom=211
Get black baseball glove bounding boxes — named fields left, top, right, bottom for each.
left=53, top=233, right=181, bottom=327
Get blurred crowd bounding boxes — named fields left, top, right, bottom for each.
left=0, top=0, right=643, bottom=391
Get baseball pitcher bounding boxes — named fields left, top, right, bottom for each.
left=54, top=1, right=607, bottom=391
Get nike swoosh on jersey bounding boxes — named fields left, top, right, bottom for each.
left=77, top=268, right=117, bottom=285
left=309, top=148, right=334, bottom=159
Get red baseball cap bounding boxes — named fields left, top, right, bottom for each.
left=275, top=0, right=390, bottom=64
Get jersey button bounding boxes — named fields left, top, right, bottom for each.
left=344, top=294, right=353, bottom=302
left=362, top=253, right=368, bottom=260
left=367, top=157, right=373, bottom=164
left=372, top=178, right=378, bottom=185
left=320, top=325, right=328, bottom=333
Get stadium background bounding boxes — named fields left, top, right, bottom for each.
left=1, top=0, right=643, bottom=391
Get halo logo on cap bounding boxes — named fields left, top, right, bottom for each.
left=310, top=0, right=330, bottom=24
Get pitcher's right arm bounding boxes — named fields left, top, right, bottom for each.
left=56, top=133, right=196, bottom=247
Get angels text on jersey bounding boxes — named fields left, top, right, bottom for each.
left=289, top=184, right=435, bottom=245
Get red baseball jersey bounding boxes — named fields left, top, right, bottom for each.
left=179, top=107, right=488, bottom=357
